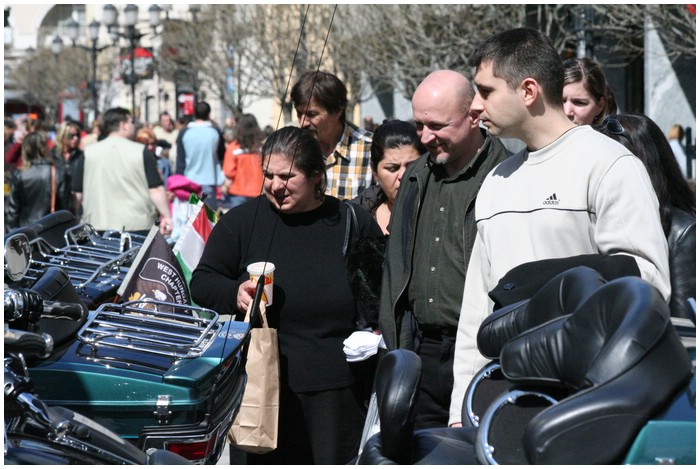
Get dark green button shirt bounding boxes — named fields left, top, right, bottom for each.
left=407, top=156, right=484, bottom=329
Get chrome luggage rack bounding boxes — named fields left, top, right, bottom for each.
left=76, top=299, right=220, bottom=359
left=64, top=224, right=147, bottom=252
left=23, top=224, right=144, bottom=291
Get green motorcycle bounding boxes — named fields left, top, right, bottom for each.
left=4, top=230, right=251, bottom=464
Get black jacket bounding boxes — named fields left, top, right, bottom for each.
left=51, top=147, right=83, bottom=214
left=487, top=253, right=641, bottom=309
left=5, top=161, right=68, bottom=230
left=378, top=136, right=510, bottom=349
left=351, top=184, right=386, bottom=217
left=668, top=208, right=696, bottom=319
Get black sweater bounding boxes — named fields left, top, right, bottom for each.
left=191, top=195, right=382, bottom=392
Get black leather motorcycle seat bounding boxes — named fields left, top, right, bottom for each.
left=374, top=349, right=422, bottom=464
left=478, top=265, right=606, bottom=359
left=27, top=210, right=80, bottom=248
left=411, top=426, right=479, bottom=464
left=498, top=276, right=692, bottom=464
left=361, top=276, right=692, bottom=465
left=358, top=349, right=421, bottom=465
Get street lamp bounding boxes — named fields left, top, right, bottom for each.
left=50, top=36, right=63, bottom=124
left=123, top=4, right=139, bottom=118
left=189, top=4, right=201, bottom=21
left=102, top=4, right=117, bottom=28
left=188, top=4, right=202, bottom=101
left=148, top=4, right=162, bottom=29
left=148, top=4, right=162, bottom=118
left=25, top=47, right=35, bottom=115
left=66, top=17, right=109, bottom=125
left=102, top=4, right=161, bottom=122
left=51, top=34, right=63, bottom=56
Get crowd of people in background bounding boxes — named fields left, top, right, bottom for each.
left=4, top=78, right=694, bottom=236
left=2, top=26, right=696, bottom=465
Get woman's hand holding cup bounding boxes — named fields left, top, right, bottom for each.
left=237, top=279, right=257, bottom=313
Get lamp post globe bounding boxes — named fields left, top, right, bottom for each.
left=66, top=17, right=79, bottom=46
left=102, top=4, right=117, bottom=27
left=51, top=34, right=63, bottom=56
left=88, top=19, right=100, bottom=42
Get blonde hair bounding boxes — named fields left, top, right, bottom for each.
left=55, top=122, right=82, bottom=156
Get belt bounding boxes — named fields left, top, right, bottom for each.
left=419, top=324, right=457, bottom=340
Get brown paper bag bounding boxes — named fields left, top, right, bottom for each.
left=227, top=301, right=280, bottom=453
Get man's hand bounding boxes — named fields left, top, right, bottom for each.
left=159, top=215, right=173, bottom=237
left=149, top=186, right=172, bottom=236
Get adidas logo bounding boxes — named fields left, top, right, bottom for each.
left=543, top=193, right=560, bottom=205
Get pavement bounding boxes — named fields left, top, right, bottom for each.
left=215, top=315, right=251, bottom=465
left=216, top=442, right=230, bottom=465
left=215, top=315, right=232, bottom=465
left=217, top=442, right=250, bottom=465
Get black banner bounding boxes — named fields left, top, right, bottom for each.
left=118, top=226, right=190, bottom=307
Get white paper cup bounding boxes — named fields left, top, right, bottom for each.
left=247, top=262, right=275, bottom=306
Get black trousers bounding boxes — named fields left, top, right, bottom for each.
left=414, top=334, right=456, bottom=430
left=246, top=382, right=366, bottom=465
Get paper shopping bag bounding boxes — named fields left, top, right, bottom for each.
left=228, top=301, right=280, bottom=453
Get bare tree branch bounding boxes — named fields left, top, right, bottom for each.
left=17, top=5, right=692, bottom=127
left=9, top=46, right=91, bottom=123
left=588, top=4, right=696, bottom=63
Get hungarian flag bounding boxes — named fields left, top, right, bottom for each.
left=173, top=198, right=215, bottom=295
left=117, top=226, right=191, bottom=308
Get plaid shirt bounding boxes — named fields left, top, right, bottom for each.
left=324, top=123, right=373, bottom=200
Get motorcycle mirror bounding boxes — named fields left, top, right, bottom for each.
left=4, top=233, right=32, bottom=282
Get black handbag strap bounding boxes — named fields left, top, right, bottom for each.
left=343, top=200, right=359, bottom=258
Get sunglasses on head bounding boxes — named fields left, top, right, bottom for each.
left=598, top=115, right=630, bottom=142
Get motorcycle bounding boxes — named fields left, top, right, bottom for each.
left=4, top=308, right=192, bottom=464
left=358, top=267, right=696, bottom=465
left=3, top=230, right=252, bottom=464
left=5, top=210, right=146, bottom=308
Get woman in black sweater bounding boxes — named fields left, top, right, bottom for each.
left=191, top=126, right=382, bottom=464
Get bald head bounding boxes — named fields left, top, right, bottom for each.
left=411, top=70, right=483, bottom=176
left=413, top=70, right=475, bottom=116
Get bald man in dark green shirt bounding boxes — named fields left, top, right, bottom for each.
left=378, top=70, right=509, bottom=429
